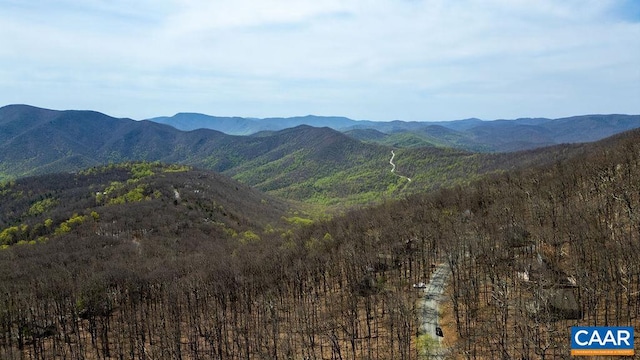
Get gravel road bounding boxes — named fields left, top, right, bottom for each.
left=418, top=263, right=451, bottom=358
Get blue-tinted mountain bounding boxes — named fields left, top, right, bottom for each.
left=150, top=112, right=640, bottom=152
left=151, top=113, right=356, bottom=135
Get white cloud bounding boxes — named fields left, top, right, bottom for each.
left=166, top=0, right=349, bottom=31
left=0, top=0, right=638, bottom=120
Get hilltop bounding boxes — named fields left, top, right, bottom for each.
left=0, top=162, right=293, bottom=248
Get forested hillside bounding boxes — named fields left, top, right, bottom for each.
left=0, top=162, right=291, bottom=247
left=0, top=129, right=639, bottom=358
left=296, top=127, right=640, bottom=357
left=3, top=105, right=639, bottom=206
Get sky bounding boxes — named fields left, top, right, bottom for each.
left=1, top=0, right=639, bottom=121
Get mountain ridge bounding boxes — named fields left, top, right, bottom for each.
left=148, top=108, right=640, bottom=152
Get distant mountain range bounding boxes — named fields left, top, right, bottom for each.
left=149, top=112, right=640, bottom=152
left=2, top=104, right=640, bottom=204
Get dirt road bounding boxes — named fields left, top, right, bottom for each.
left=390, top=150, right=411, bottom=181
left=418, top=263, right=450, bottom=358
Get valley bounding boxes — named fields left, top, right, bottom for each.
left=0, top=105, right=639, bottom=358
left=3, top=105, right=630, bottom=206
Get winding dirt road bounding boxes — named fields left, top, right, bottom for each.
left=389, top=150, right=411, bottom=182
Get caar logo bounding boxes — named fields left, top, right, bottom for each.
left=571, top=326, right=634, bottom=356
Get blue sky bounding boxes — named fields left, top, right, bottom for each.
left=1, top=0, right=639, bottom=121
